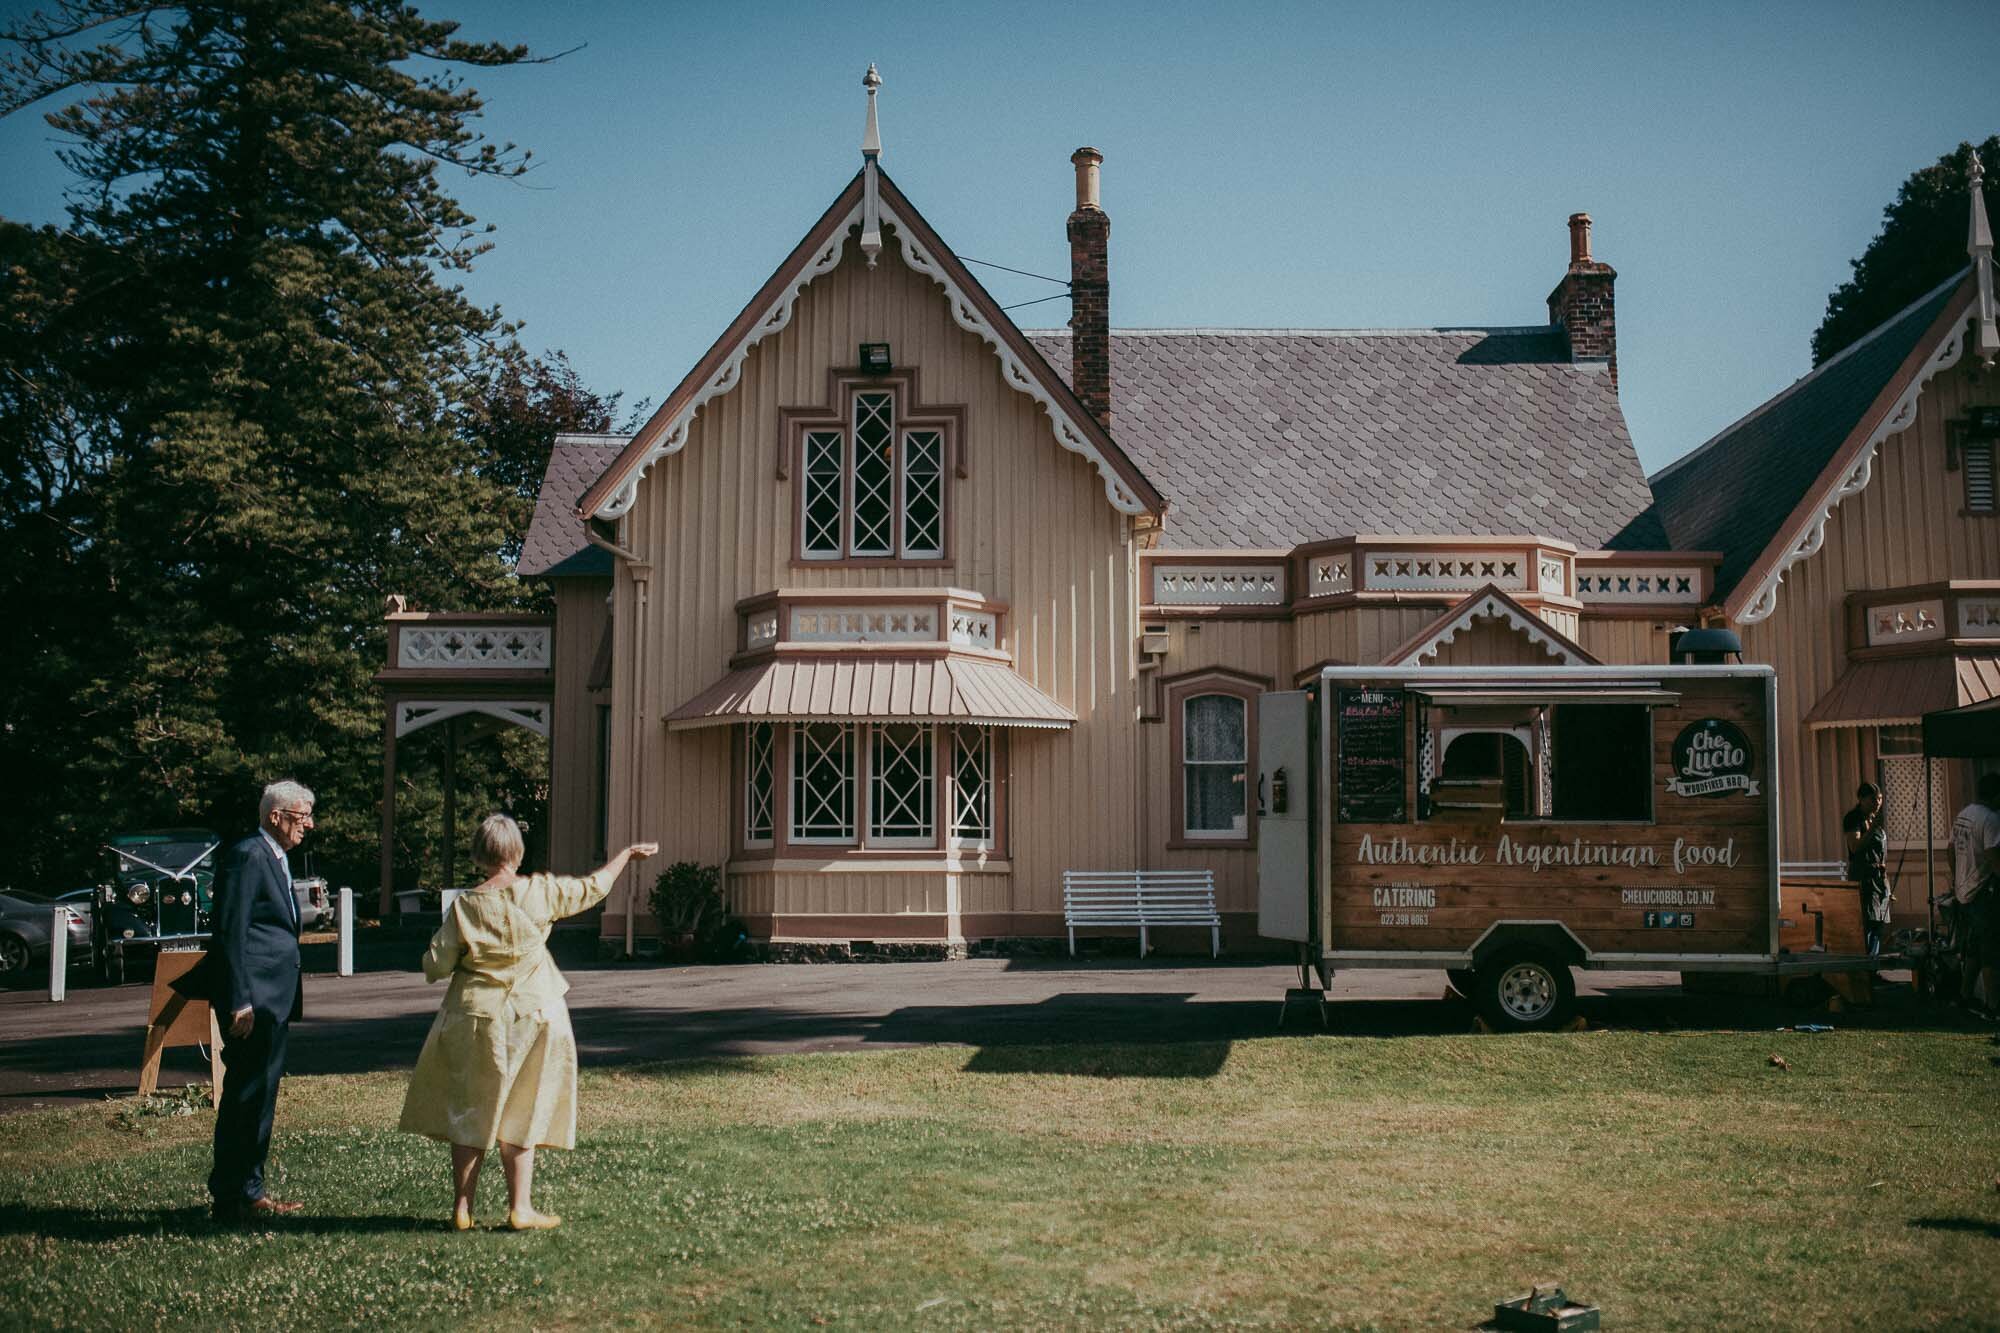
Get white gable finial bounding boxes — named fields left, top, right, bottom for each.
left=859, top=64, right=883, bottom=267
left=1969, top=147, right=1997, bottom=369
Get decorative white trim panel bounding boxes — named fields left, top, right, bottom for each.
left=790, top=605, right=939, bottom=644
left=746, top=612, right=780, bottom=650
left=1537, top=556, right=1567, bottom=595
left=947, top=608, right=998, bottom=649
left=1737, top=325, right=1967, bottom=624
left=1307, top=553, right=1353, bottom=597
left=395, top=700, right=550, bottom=739
left=1394, top=593, right=1588, bottom=666
left=1575, top=567, right=1704, bottom=602
left=398, top=625, right=550, bottom=670
left=1865, top=599, right=1946, bottom=646
left=593, top=199, right=1150, bottom=520
left=1152, top=564, right=1286, bottom=606
left=1368, top=550, right=1526, bottom=594
left=1958, top=598, right=2000, bottom=638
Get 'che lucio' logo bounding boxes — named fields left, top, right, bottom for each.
left=1668, top=719, right=1758, bottom=798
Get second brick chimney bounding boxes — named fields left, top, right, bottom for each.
left=1547, top=212, right=1618, bottom=388
left=1066, top=147, right=1112, bottom=427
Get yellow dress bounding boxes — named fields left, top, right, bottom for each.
left=397, top=870, right=609, bottom=1150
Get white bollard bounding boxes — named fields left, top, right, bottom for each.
left=48, top=907, right=69, bottom=1002
left=337, top=887, right=354, bottom=977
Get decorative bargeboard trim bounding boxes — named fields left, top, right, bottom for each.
left=398, top=626, right=550, bottom=670
left=396, top=701, right=550, bottom=739
left=1153, top=564, right=1287, bottom=606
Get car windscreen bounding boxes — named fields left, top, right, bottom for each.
left=113, top=842, right=217, bottom=876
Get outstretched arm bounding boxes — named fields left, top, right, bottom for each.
left=540, top=843, right=662, bottom=922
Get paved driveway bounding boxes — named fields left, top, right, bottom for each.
left=0, top=950, right=1933, bottom=1115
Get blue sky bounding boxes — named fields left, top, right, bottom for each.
left=2, top=0, right=1994, bottom=471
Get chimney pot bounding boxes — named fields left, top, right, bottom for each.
left=1568, top=212, right=1592, bottom=266
left=1072, top=146, right=1104, bottom=211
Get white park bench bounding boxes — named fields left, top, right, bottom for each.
left=1062, top=869, right=1221, bottom=958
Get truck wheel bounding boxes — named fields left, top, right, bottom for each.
left=1474, top=951, right=1576, bottom=1032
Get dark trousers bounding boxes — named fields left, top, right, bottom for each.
left=208, top=1012, right=289, bottom=1209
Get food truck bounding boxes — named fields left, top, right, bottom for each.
left=1257, top=664, right=1861, bottom=1029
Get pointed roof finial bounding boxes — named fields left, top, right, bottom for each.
left=1970, top=147, right=1997, bottom=370
left=861, top=63, right=882, bottom=161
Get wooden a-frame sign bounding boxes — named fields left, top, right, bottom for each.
left=139, top=949, right=224, bottom=1097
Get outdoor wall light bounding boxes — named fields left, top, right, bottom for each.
left=858, top=342, right=892, bottom=374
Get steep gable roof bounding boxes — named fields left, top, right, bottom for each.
left=1028, top=327, right=1654, bottom=550
left=574, top=168, right=1164, bottom=524
left=1382, top=585, right=1600, bottom=667
left=1649, top=271, right=1974, bottom=621
left=520, top=434, right=629, bottom=577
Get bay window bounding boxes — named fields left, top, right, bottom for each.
left=744, top=721, right=1000, bottom=853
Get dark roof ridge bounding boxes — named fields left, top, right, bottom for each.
left=1024, top=325, right=1559, bottom=339
left=1648, top=266, right=1969, bottom=486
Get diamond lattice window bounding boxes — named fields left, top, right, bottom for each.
left=801, top=430, right=846, bottom=558
left=903, top=429, right=944, bottom=558
left=951, top=725, right=993, bottom=845
left=791, top=723, right=856, bottom=842
left=850, top=392, right=896, bottom=556
left=797, top=388, right=947, bottom=561
left=744, top=723, right=775, bottom=847
left=870, top=723, right=935, bottom=843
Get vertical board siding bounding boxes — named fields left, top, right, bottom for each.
left=548, top=580, right=610, bottom=874
left=1738, top=360, right=2000, bottom=914
left=605, top=229, right=1139, bottom=938
left=1577, top=619, right=1674, bottom=666
left=1294, top=606, right=1443, bottom=675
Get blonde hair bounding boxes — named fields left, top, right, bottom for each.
left=470, top=813, right=525, bottom=874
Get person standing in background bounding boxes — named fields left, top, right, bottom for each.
left=1950, top=773, right=2000, bottom=1019
left=1843, top=782, right=1892, bottom=958
left=173, top=780, right=314, bottom=1220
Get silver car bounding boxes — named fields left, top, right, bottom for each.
left=0, top=891, right=95, bottom=976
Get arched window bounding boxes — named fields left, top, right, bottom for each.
left=1183, top=693, right=1249, bottom=839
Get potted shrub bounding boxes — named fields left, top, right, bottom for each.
left=648, top=862, right=723, bottom=962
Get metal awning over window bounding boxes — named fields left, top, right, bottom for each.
left=1805, top=654, right=2000, bottom=729
left=665, top=657, right=1076, bottom=732
left=1411, top=687, right=1680, bottom=708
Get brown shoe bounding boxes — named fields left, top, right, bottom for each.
left=246, top=1197, right=304, bottom=1217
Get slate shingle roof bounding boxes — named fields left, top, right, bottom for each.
left=1648, top=273, right=1965, bottom=601
left=1026, top=328, right=1656, bottom=551
left=520, top=434, right=630, bottom=578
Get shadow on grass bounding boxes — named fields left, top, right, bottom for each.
left=0, top=1205, right=443, bottom=1241
left=962, top=1042, right=1233, bottom=1078
left=1909, top=1216, right=2000, bottom=1240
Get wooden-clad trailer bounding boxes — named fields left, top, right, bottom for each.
left=1258, top=664, right=1865, bottom=1029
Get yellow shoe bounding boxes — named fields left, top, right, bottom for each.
left=453, top=1208, right=475, bottom=1232
left=507, top=1209, right=560, bottom=1231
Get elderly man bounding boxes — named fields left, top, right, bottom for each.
left=174, top=780, right=314, bottom=1221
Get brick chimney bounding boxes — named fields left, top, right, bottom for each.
left=1066, top=147, right=1111, bottom=427
left=1546, top=212, right=1618, bottom=388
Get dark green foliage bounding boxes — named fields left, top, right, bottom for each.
left=0, top=3, right=595, bottom=892
left=1812, top=135, right=2000, bottom=365
left=649, top=861, right=725, bottom=940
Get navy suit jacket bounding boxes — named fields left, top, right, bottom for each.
left=173, top=832, right=303, bottom=1023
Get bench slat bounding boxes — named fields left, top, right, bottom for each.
left=1062, top=869, right=1220, bottom=960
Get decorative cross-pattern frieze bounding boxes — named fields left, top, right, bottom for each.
left=1368, top=551, right=1525, bottom=593
left=1152, top=564, right=1286, bottom=606
left=948, top=609, right=997, bottom=649
left=1537, top=556, right=1567, bottom=595
left=1574, top=567, right=1703, bottom=602
left=1866, top=598, right=1946, bottom=646
left=790, top=605, right=938, bottom=643
left=398, top=626, right=550, bottom=670
left=746, top=613, right=780, bottom=650
left=1308, top=555, right=1352, bottom=596
left=1958, top=599, right=2000, bottom=639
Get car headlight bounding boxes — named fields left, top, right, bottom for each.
left=127, top=882, right=151, bottom=905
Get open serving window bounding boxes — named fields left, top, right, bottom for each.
left=1409, top=686, right=1679, bottom=825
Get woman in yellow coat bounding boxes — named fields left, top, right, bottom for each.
left=399, top=813, right=657, bottom=1230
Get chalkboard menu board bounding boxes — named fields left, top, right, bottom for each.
left=1336, top=688, right=1407, bottom=823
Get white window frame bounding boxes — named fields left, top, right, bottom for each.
left=790, top=723, right=857, bottom=844
left=901, top=427, right=945, bottom=559
left=1182, top=692, right=1249, bottom=840
left=743, top=722, right=775, bottom=849
left=800, top=429, right=847, bottom=560
left=949, top=724, right=995, bottom=849
left=868, top=722, right=936, bottom=846
left=795, top=388, right=947, bottom=563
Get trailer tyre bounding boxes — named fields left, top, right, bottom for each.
left=1474, top=951, right=1576, bottom=1032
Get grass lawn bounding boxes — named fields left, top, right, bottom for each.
left=2, top=1031, right=1997, bottom=1330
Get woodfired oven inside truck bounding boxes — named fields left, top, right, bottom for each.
left=1257, top=664, right=1873, bottom=1030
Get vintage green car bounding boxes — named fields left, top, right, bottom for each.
left=93, top=829, right=219, bottom=983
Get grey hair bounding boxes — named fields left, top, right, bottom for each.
left=471, top=813, right=525, bottom=873
left=259, top=779, right=316, bottom=823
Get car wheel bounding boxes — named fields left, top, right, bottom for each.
left=1474, top=951, right=1576, bottom=1032
left=0, top=932, right=30, bottom=976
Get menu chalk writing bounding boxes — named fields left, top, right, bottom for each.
left=1337, top=688, right=1406, bottom=823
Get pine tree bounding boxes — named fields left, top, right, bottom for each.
left=1, top=2, right=552, bottom=888
left=1813, top=135, right=2000, bottom=365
